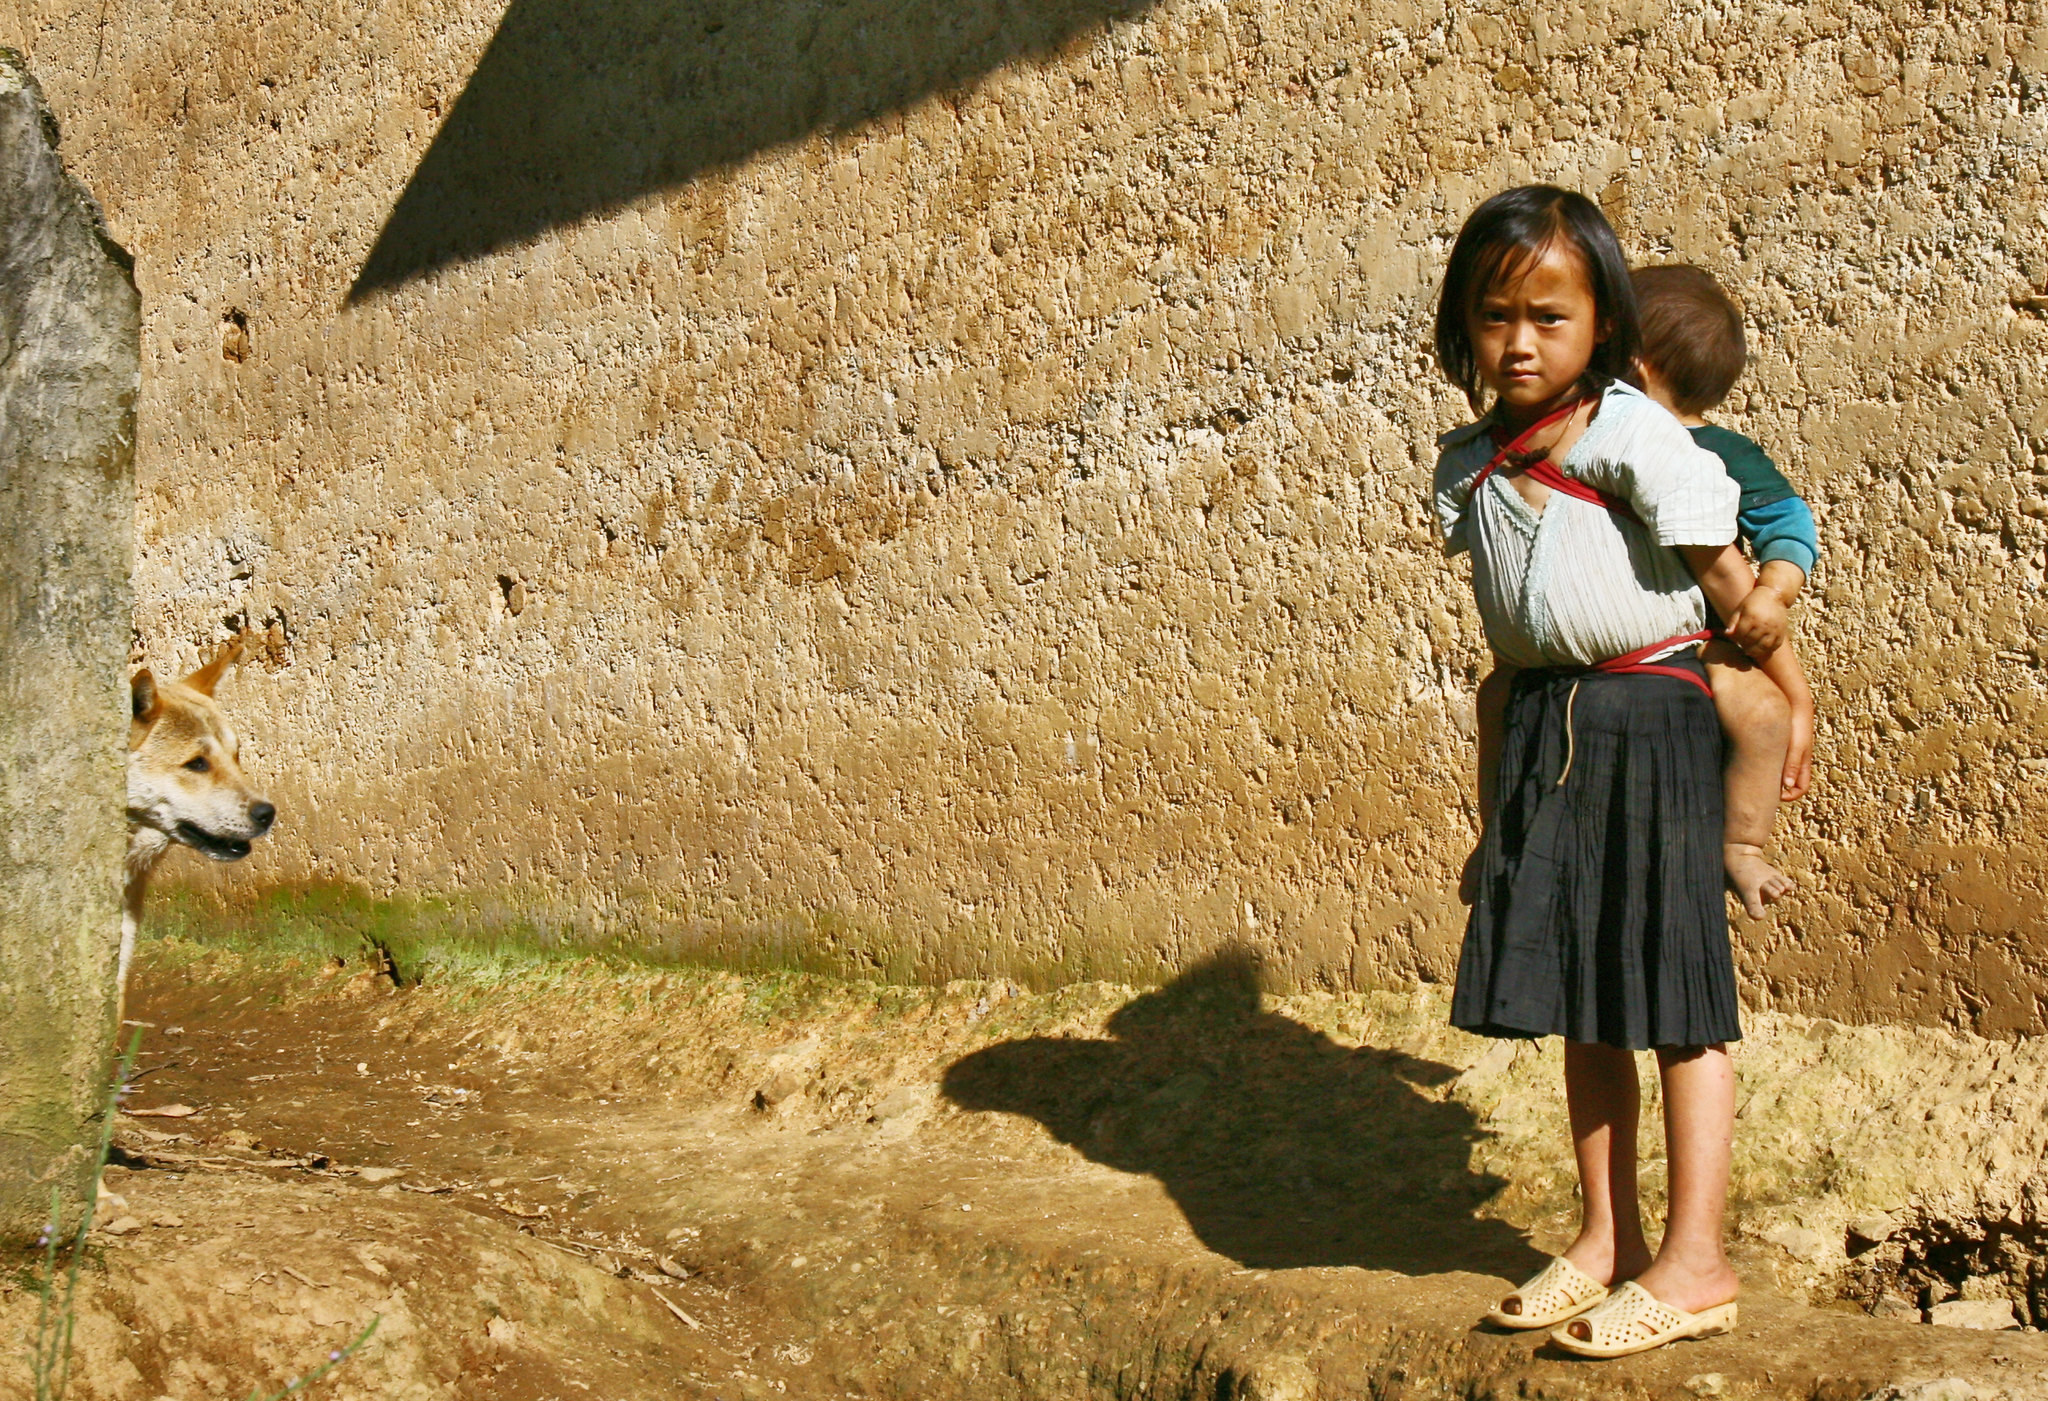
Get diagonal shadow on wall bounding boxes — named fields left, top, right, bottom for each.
left=942, top=948, right=1545, bottom=1276
left=349, top=0, right=1154, bottom=301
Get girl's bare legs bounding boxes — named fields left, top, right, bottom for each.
left=1558, top=1042, right=1740, bottom=1340
left=1558, top=1042, right=1654, bottom=1285
left=1629, top=1044, right=1741, bottom=1313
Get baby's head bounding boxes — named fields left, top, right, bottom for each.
left=1632, top=265, right=1746, bottom=420
left=1435, top=184, right=1640, bottom=417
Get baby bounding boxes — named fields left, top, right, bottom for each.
left=1633, top=265, right=1815, bottom=917
left=1462, top=265, right=1816, bottom=919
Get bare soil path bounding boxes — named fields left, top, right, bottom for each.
left=6, top=937, right=2046, bottom=1400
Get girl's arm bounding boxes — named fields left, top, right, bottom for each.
left=1767, top=643, right=1816, bottom=801
left=1460, top=659, right=1519, bottom=904
left=1474, top=661, right=1518, bottom=824
left=1678, top=543, right=1766, bottom=643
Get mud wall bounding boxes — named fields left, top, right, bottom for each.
left=5, top=0, right=2046, bottom=1027
left=0, top=50, right=137, bottom=1234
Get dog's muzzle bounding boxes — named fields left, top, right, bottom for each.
left=174, top=819, right=259, bottom=861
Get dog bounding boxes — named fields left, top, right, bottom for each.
left=123, top=637, right=275, bottom=1009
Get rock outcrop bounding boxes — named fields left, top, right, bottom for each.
left=0, top=49, right=138, bottom=1238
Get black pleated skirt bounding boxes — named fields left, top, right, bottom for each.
left=1451, top=653, right=1742, bottom=1050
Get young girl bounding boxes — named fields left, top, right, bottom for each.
left=1430, top=186, right=1755, bottom=1358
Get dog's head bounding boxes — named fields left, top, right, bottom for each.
left=128, top=638, right=275, bottom=861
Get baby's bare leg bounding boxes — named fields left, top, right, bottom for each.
left=1704, top=641, right=1794, bottom=919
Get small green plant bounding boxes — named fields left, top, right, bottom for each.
left=238, top=1316, right=379, bottom=1401
left=25, top=1029, right=378, bottom=1399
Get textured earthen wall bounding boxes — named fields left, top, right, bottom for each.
left=5, top=0, right=2046, bottom=1026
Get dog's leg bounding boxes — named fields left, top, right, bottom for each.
left=120, top=826, right=171, bottom=1025
left=117, top=900, right=138, bottom=1026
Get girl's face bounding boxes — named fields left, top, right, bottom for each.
left=1466, top=241, right=1607, bottom=422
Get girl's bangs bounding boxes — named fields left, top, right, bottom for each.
left=1465, top=223, right=1578, bottom=311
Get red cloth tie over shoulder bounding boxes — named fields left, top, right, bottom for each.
left=1471, top=396, right=1640, bottom=522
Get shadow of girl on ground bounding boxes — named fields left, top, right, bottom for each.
left=942, top=946, right=1544, bottom=1279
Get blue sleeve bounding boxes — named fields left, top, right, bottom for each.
left=1739, top=495, right=1817, bottom=578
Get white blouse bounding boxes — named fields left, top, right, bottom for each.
left=1433, top=382, right=1740, bottom=669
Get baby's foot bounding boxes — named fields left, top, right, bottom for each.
left=1725, top=842, right=1793, bottom=919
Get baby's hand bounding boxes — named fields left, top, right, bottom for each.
left=1724, top=585, right=1789, bottom=658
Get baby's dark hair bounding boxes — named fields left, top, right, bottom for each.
left=1632, top=264, right=1746, bottom=415
left=1433, top=185, right=1640, bottom=414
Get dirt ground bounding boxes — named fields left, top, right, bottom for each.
left=5, top=936, right=2048, bottom=1400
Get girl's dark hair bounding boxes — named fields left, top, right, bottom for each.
left=1433, top=185, right=1641, bottom=414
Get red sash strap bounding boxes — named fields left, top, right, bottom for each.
left=1469, top=397, right=1586, bottom=493
left=1505, top=459, right=1640, bottom=523
left=1470, top=396, right=1641, bottom=524
left=1585, top=630, right=1716, bottom=697
left=1551, top=630, right=1716, bottom=785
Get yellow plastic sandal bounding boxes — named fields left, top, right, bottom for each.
left=1550, top=1280, right=1738, bottom=1358
left=1484, top=1256, right=1608, bottom=1330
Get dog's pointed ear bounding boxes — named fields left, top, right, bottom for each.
left=180, top=636, right=246, bottom=697
left=131, top=669, right=160, bottom=724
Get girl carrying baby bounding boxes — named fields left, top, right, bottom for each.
left=1430, top=185, right=1763, bottom=1357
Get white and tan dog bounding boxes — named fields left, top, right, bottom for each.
left=123, top=637, right=275, bottom=1004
